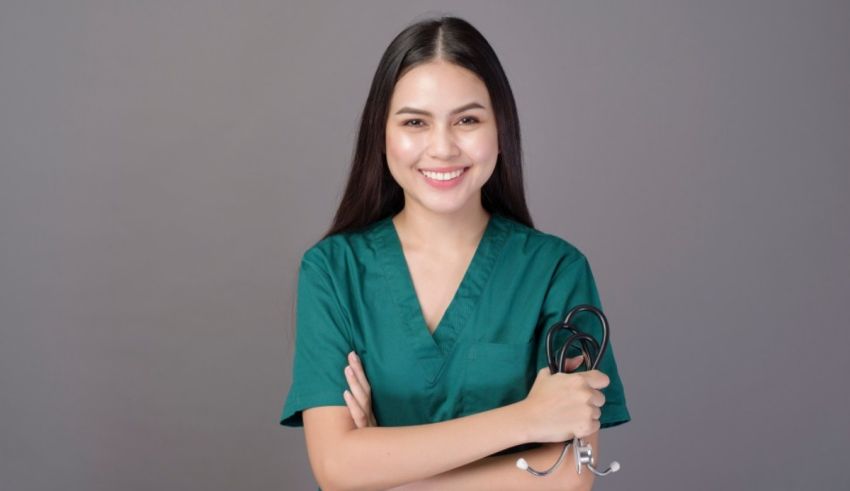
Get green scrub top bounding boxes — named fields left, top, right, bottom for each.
left=280, top=212, right=631, bottom=449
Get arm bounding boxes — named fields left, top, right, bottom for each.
left=303, top=401, right=532, bottom=491
left=393, top=433, right=598, bottom=491
left=335, top=350, right=601, bottom=491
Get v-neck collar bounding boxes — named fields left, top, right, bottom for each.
left=375, top=212, right=509, bottom=385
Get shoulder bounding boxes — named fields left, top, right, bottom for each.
left=494, top=213, right=588, bottom=266
left=299, top=217, right=390, bottom=274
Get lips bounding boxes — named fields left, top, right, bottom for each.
left=418, top=166, right=469, bottom=189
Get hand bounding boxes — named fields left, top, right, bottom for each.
left=343, top=350, right=377, bottom=428
left=521, top=354, right=610, bottom=443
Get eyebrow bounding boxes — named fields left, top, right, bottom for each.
left=393, top=102, right=486, bottom=116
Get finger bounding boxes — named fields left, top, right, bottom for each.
left=580, top=370, right=611, bottom=389
left=565, top=354, right=585, bottom=372
left=590, top=389, right=606, bottom=407
left=348, top=352, right=372, bottom=394
left=343, top=389, right=368, bottom=428
left=345, top=364, right=371, bottom=408
left=343, top=389, right=363, bottom=426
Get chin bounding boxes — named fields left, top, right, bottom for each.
left=418, top=196, right=480, bottom=215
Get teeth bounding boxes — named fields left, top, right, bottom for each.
left=421, top=168, right=465, bottom=181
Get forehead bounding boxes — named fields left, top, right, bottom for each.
left=389, top=61, right=491, bottom=110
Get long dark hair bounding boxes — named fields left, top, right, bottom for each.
left=320, top=15, right=534, bottom=241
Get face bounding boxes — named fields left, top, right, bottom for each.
left=385, top=60, right=500, bottom=216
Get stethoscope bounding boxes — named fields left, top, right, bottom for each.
left=515, top=304, right=621, bottom=478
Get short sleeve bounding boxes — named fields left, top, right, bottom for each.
left=279, top=249, right=353, bottom=427
left=534, top=250, right=631, bottom=429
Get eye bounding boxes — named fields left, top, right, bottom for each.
left=402, top=119, right=425, bottom=128
left=458, top=116, right=480, bottom=125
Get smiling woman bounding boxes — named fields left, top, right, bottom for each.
left=279, top=14, right=630, bottom=491
left=385, top=61, right=499, bottom=212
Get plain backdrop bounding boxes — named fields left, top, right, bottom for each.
left=1, top=1, right=848, bottom=490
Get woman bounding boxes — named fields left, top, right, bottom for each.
left=280, top=15, right=631, bottom=490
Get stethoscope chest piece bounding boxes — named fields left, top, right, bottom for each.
left=572, top=436, right=620, bottom=476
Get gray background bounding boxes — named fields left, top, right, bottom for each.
left=1, top=1, right=848, bottom=490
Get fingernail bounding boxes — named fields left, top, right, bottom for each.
left=345, top=365, right=352, bottom=375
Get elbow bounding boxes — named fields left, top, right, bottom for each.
left=302, top=406, right=370, bottom=491
left=310, top=429, right=376, bottom=491
left=316, top=454, right=349, bottom=491
left=309, top=444, right=348, bottom=491
left=319, top=452, right=367, bottom=491
left=310, top=454, right=332, bottom=491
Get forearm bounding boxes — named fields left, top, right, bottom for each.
left=324, top=401, right=529, bottom=491
left=390, top=442, right=595, bottom=491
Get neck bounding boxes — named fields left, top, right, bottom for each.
left=392, top=202, right=491, bottom=251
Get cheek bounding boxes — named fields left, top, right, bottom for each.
left=459, top=128, right=500, bottom=164
left=386, top=129, right=424, bottom=161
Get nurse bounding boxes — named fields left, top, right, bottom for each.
left=280, top=15, right=631, bottom=491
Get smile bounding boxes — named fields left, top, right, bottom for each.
left=419, top=167, right=469, bottom=181
left=418, top=166, right=470, bottom=189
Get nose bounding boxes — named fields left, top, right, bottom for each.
left=427, top=122, right=461, bottom=160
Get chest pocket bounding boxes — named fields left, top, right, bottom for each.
left=464, top=339, right=535, bottom=411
